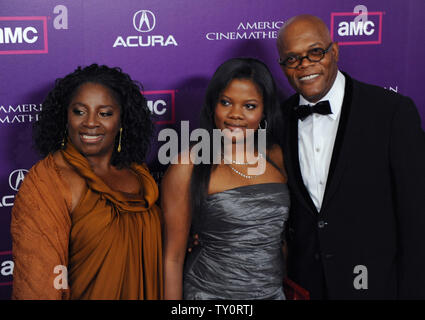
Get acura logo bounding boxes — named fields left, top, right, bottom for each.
left=9, top=169, right=28, bottom=191
left=133, top=10, right=156, bottom=32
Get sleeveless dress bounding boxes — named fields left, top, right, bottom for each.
left=183, top=182, right=290, bottom=300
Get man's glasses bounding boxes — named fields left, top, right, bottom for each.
left=278, top=42, right=333, bottom=69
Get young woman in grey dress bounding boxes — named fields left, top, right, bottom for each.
left=162, top=58, right=289, bottom=300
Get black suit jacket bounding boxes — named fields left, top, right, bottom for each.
left=281, top=72, right=425, bottom=299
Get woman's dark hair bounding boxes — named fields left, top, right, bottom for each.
left=33, top=63, right=153, bottom=168
left=190, top=57, right=282, bottom=216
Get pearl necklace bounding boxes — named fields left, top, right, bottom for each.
left=228, top=165, right=258, bottom=179
left=226, top=153, right=264, bottom=179
left=223, top=152, right=263, bottom=165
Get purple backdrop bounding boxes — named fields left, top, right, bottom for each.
left=1, top=0, right=424, bottom=299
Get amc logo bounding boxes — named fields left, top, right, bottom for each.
left=144, top=90, right=176, bottom=125
left=0, top=16, right=48, bottom=54
left=331, top=11, right=383, bottom=45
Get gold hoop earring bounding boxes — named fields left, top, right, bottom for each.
left=117, top=127, right=123, bottom=153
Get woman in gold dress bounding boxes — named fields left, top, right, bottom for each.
left=11, top=64, right=162, bottom=299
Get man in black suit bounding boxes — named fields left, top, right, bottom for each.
left=277, top=14, right=425, bottom=299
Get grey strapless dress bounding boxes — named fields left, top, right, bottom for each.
left=183, top=183, right=290, bottom=300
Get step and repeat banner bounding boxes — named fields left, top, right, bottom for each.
left=0, top=0, right=424, bottom=299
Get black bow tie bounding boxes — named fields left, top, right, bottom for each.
left=293, top=100, right=332, bottom=121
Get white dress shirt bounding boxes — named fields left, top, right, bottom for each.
left=298, top=70, right=345, bottom=212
